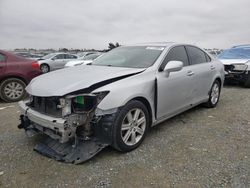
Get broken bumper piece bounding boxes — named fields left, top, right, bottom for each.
left=34, top=137, right=107, bottom=164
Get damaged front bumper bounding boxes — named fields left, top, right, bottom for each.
left=224, top=64, right=249, bottom=82
left=18, top=100, right=116, bottom=164
left=18, top=101, right=68, bottom=142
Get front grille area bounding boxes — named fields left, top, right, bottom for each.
left=29, top=96, right=62, bottom=118
left=224, top=65, right=235, bottom=72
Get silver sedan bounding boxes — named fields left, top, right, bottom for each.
left=18, top=42, right=224, bottom=163
left=38, top=53, right=78, bottom=73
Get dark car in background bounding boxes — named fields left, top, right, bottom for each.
left=0, top=50, right=41, bottom=102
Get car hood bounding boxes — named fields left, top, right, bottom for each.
left=219, top=59, right=250, bottom=65
left=26, top=65, right=145, bottom=97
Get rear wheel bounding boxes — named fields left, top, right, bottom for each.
left=40, top=64, right=50, bottom=73
left=0, top=78, right=26, bottom=102
left=204, top=80, right=221, bottom=108
left=112, top=100, right=149, bottom=152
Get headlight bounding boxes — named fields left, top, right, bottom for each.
left=93, top=91, right=110, bottom=104
left=71, top=91, right=109, bottom=113
left=233, top=64, right=248, bottom=71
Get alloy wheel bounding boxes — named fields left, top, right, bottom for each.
left=121, top=108, right=146, bottom=146
left=4, top=81, right=24, bottom=100
left=211, top=83, right=220, bottom=105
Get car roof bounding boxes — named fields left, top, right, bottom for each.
left=49, top=52, right=68, bottom=55
left=232, top=44, right=250, bottom=49
left=126, top=42, right=197, bottom=47
left=0, top=50, right=33, bottom=62
left=127, top=42, right=175, bottom=47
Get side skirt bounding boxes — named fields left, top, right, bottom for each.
left=152, top=98, right=208, bottom=127
left=34, top=136, right=107, bottom=164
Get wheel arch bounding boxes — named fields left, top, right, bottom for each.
left=129, top=97, right=153, bottom=127
left=0, top=75, right=28, bottom=85
left=214, top=77, right=222, bottom=88
left=40, top=63, right=50, bottom=68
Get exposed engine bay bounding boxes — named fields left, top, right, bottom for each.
left=18, top=92, right=117, bottom=164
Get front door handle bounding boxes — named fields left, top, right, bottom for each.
left=210, top=65, right=215, bottom=70
left=187, top=70, right=194, bottom=76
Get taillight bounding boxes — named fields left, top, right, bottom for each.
left=31, top=61, right=40, bottom=69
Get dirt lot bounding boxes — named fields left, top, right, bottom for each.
left=0, top=86, right=249, bottom=188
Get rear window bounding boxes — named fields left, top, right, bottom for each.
left=186, top=46, right=208, bottom=65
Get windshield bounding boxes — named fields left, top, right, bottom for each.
left=218, top=48, right=250, bottom=59
left=42, top=53, right=55, bottom=59
left=92, top=46, right=164, bottom=68
left=81, top=54, right=100, bottom=60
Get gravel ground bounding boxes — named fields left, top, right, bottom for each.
left=0, top=86, right=249, bottom=188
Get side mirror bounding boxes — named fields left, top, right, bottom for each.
left=164, top=61, right=183, bottom=73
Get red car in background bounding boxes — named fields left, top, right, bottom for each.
left=0, top=50, right=41, bottom=102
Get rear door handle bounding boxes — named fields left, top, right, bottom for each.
left=187, top=70, right=194, bottom=76
left=210, top=65, right=215, bottom=70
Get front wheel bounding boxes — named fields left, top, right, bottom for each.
left=0, top=78, right=26, bottom=102
left=204, top=80, right=221, bottom=108
left=112, top=100, right=149, bottom=152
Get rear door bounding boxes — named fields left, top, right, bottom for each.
left=0, top=53, right=7, bottom=77
left=64, top=54, right=78, bottom=65
left=185, top=46, right=215, bottom=103
left=156, top=46, right=195, bottom=119
left=53, top=54, right=66, bottom=69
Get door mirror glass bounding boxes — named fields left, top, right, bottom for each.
left=164, top=61, right=183, bottom=73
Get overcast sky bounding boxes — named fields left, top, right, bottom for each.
left=0, top=0, right=249, bottom=50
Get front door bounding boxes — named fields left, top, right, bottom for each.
left=53, top=54, right=67, bottom=69
left=157, top=46, right=195, bottom=119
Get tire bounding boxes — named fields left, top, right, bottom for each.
left=243, top=73, right=250, bottom=88
left=0, top=78, right=26, bottom=102
left=112, top=100, right=150, bottom=152
left=40, top=64, right=50, bottom=73
left=204, top=80, right=221, bottom=108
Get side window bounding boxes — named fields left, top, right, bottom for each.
left=160, top=46, right=189, bottom=71
left=0, top=54, right=6, bottom=62
left=205, top=53, right=211, bottom=62
left=54, top=54, right=65, bottom=60
left=67, top=54, right=77, bottom=59
left=186, top=46, right=208, bottom=65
